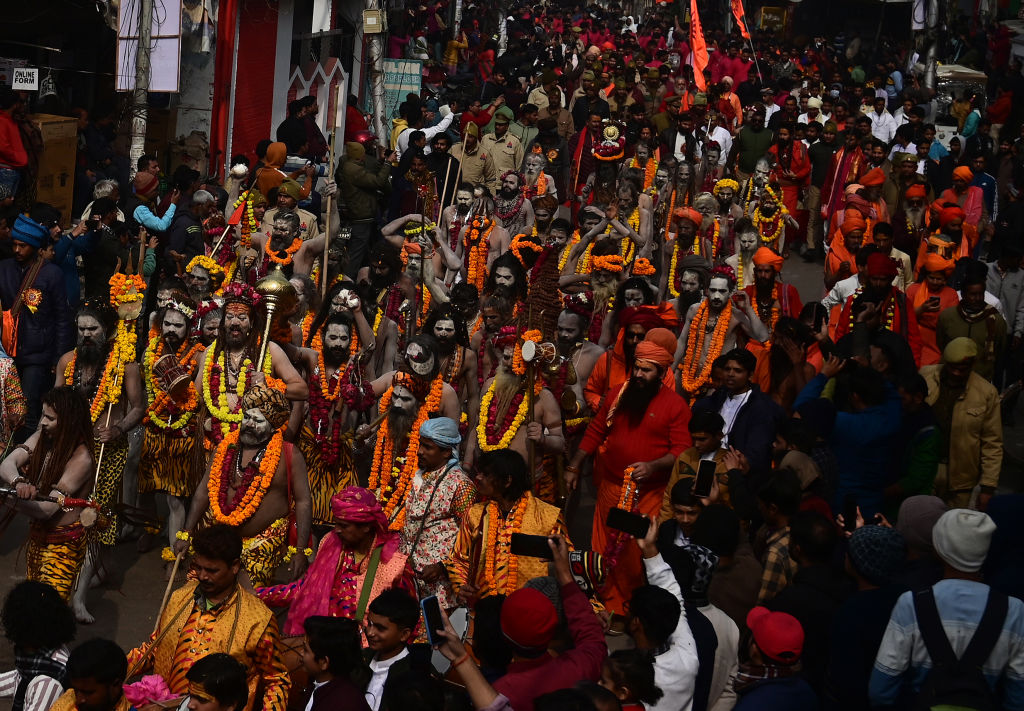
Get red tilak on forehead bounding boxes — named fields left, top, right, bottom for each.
left=225, top=302, right=251, bottom=316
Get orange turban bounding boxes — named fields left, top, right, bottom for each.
left=752, top=247, right=784, bottom=271
left=673, top=207, right=703, bottom=226
left=860, top=168, right=886, bottom=186
left=644, top=327, right=678, bottom=358
left=938, top=205, right=966, bottom=229
left=905, top=184, right=927, bottom=199
left=403, top=241, right=422, bottom=255
left=841, top=211, right=868, bottom=236
left=921, top=253, right=954, bottom=276
left=953, top=166, right=974, bottom=182
left=634, top=340, right=674, bottom=368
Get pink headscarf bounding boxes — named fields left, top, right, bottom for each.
left=282, top=487, right=400, bottom=635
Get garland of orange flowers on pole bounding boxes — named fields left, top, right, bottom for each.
left=604, top=467, right=639, bottom=565
left=632, top=257, right=656, bottom=277
left=679, top=301, right=733, bottom=394
left=483, top=492, right=532, bottom=595
left=369, top=375, right=444, bottom=525
left=207, top=427, right=284, bottom=525
left=464, top=216, right=494, bottom=291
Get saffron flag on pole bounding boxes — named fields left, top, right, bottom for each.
left=690, top=0, right=708, bottom=90
left=732, top=0, right=751, bottom=40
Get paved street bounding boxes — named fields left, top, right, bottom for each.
left=1, top=252, right=1021, bottom=700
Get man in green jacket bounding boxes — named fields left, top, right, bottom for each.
left=338, top=141, right=394, bottom=279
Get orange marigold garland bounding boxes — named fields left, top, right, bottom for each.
left=369, top=375, right=444, bottom=525
left=208, top=427, right=284, bottom=526
left=464, top=217, right=494, bottom=291
left=679, top=301, right=733, bottom=395
left=604, top=467, right=639, bottom=565
left=632, top=257, right=656, bottom=277
left=267, top=237, right=303, bottom=265
left=483, top=492, right=532, bottom=595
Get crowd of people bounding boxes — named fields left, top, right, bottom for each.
left=2, top=1, right=1024, bottom=711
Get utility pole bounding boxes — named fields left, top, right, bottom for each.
left=128, top=0, right=153, bottom=179
left=366, top=0, right=387, bottom=141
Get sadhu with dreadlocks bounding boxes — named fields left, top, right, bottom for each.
left=0, top=387, right=95, bottom=601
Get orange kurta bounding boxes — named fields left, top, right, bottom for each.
left=906, top=283, right=959, bottom=365
left=580, top=383, right=692, bottom=614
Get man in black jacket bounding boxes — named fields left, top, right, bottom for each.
left=692, top=348, right=783, bottom=486
left=0, top=215, right=71, bottom=438
left=659, top=111, right=702, bottom=164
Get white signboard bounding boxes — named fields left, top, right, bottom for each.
left=11, top=67, right=37, bottom=90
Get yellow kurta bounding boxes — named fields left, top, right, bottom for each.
left=126, top=581, right=290, bottom=711
left=49, top=690, right=133, bottom=711
left=446, top=492, right=569, bottom=599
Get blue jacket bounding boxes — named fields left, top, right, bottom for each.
left=795, top=373, right=901, bottom=517
left=0, top=257, right=72, bottom=367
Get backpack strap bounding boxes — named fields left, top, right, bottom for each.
left=913, top=587, right=957, bottom=667
left=960, top=589, right=1008, bottom=669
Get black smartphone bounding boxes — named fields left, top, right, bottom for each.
left=606, top=507, right=650, bottom=539
left=694, top=460, right=717, bottom=498
left=420, top=595, right=444, bottom=647
left=843, top=493, right=858, bottom=533
left=510, top=533, right=554, bottom=560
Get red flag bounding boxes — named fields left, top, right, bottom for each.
left=689, top=0, right=708, bottom=90
left=732, top=0, right=751, bottom=40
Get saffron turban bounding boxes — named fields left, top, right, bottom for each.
left=673, top=207, right=703, bottom=226
left=921, top=253, right=954, bottom=276
left=419, top=416, right=462, bottom=451
left=752, top=247, right=784, bottom=271
left=403, top=241, right=423, bottom=255
left=330, top=486, right=388, bottom=535
left=860, top=168, right=886, bottom=186
left=866, top=252, right=899, bottom=278
left=240, top=387, right=291, bottom=430
left=643, top=327, right=678, bottom=360
left=953, top=166, right=974, bottom=182
left=634, top=340, right=674, bottom=368
left=939, top=205, right=966, bottom=229
left=905, top=184, right=927, bottom=199
left=841, top=212, right=867, bottom=236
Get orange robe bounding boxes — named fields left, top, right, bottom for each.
left=906, top=283, right=959, bottom=365
left=580, top=383, right=692, bottom=614
left=584, top=330, right=676, bottom=413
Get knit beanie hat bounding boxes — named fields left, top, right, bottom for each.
left=848, top=525, right=906, bottom=586
left=896, top=495, right=947, bottom=554
left=932, top=509, right=997, bottom=573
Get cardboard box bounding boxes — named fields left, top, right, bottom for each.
left=30, top=114, right=78, bottom=229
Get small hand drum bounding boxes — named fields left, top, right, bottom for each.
left=153, top=354, right=192, bottom=399
left=521, top=340, right=557, bottom=364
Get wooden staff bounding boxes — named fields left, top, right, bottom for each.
left=153, top=550, right=185, bottom=635
left=525, top=358, right=537, bottom=476
left=437, top=153, right=453, bottom=222
left=354, top=408, right=390, bottom=445
left=92, top=372, right=121, bottom=494
left=322, top=84, right=341, bottom=299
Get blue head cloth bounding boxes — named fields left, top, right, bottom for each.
left=12, top=215, right=48, bottom=248
left=419, top=416, right=462, bottom=460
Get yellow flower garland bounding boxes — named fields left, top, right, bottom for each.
left=476, top=380, right=533, bottom=452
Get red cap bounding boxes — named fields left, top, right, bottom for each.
left=746, top=606, right=803, bottom=664
left=500, top=587, right=558, bottom=649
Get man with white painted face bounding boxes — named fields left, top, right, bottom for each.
left=675, top=266, right=770, bottom=400
left=423, top=304, right=479, bottom=430
left=725, top=218, right=760, bottom=291
left=493, top=171, right=534, bottom=239
left=178, top=386, right=311, bottom=587
left=363, top=334, right=461, bottom=423
left=293, top=312, right=362, bottom=531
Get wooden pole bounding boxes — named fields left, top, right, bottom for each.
left=525, top=360, right=536, bottom=477
left=153, top=551, right=185, bottom=635
left=91, top=372, right=121, bottom=494
left=322, top=83, right=341, bottom=299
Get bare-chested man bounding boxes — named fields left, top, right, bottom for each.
left=674, top=267, right=769, bottom=399
left=467, top=337, right=565, bottom=473
left=177, top=387, right=312, bottom=586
